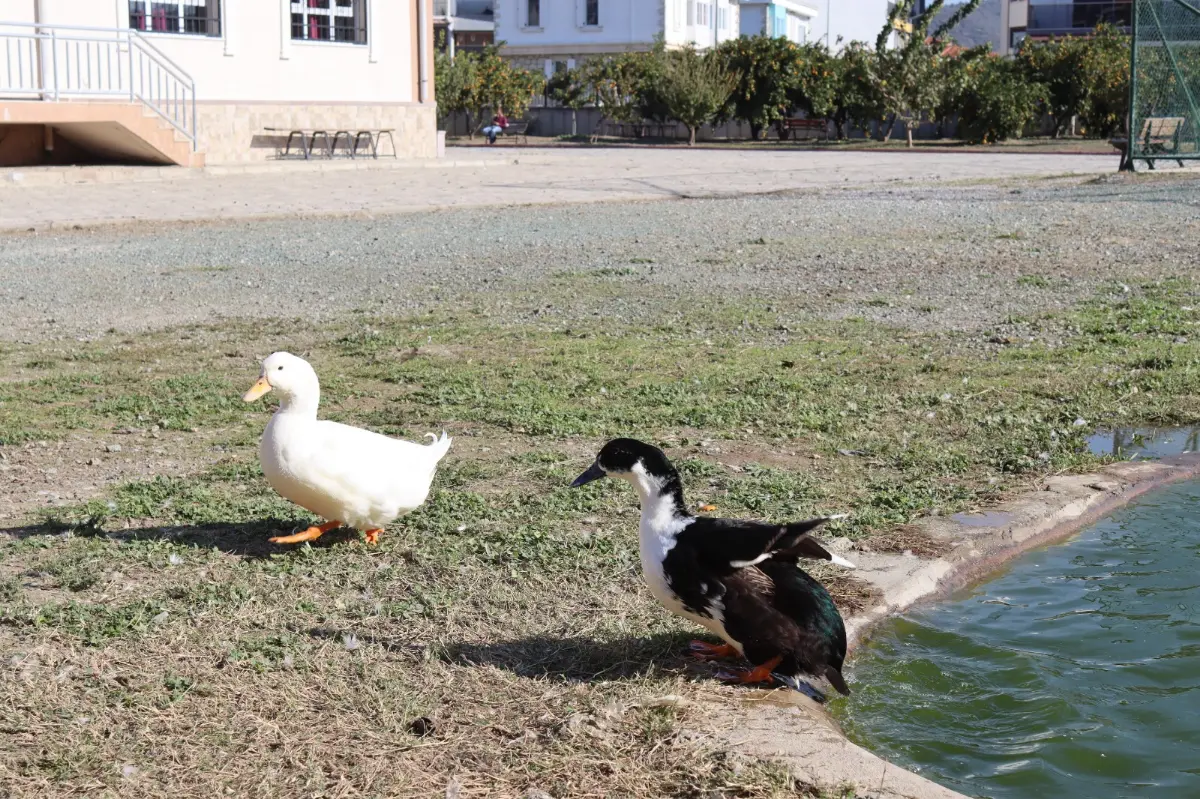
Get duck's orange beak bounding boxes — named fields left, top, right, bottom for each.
left=243, top=375, right=272, bottom=402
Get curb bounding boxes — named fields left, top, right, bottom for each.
left=716, top=455, right=1200, bottom=799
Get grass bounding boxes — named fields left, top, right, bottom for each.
left=2, top=275, right=1200, bottom=797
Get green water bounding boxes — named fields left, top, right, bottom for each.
left=834, top=480, right=1200, bottom=799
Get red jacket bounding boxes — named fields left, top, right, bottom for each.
left=493, top=113, right=509, bottom=129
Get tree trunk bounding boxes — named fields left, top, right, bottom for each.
left=688, top=126, right=697, bottom=146
left=906, top=124, right=914, bottom=148
left=571, top=109, right=578, bottom=137
left=466, top=111, right=474, bottom=140
left=881, top=114, right=897, bottom=142
left=750, top=122, right=763, bottom=141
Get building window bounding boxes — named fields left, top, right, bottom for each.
left=527, top=0, right=540, bottom=27
left=687, top=0, right=695, bottom=25
left=128, top=1, right=221, bottom=36
left=291, top=0, right=368, bottom=45
left=585, top=0, right=599, bottom=26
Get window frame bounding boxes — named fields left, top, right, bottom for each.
left=584, top=0, right=599, bottom=27
left=128, top=0, right=222, bottom=37
left=526, top=0, right=541, bottom=29
left=290, top=0, right=369, bottom=46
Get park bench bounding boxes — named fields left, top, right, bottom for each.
left=265, top=127, right=396, bottom=159
left=477, top=118, right=530, bottom=144
left=1111, top=116, right=1187, bottom=169
left=502, top=119, right=530, bottom=144
left=778, top=118, right=829, bottom=141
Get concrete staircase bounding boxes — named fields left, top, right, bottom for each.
left=1, top=100, right=204, bottom=167
left=0, top=23, right=202, bottom=167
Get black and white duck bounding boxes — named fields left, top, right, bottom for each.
left=571, top=437, right=854, bottom=698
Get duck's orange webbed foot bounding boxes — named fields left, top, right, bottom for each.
left=363, top=528, right=383, bottom=545
left=715, top=656, right=784, bottom=685
left=270, top=520, right=341, bottom=544
left=688, top=640, right=740, bottom=661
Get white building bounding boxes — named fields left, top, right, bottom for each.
left=738, top=1, right=818, bottom=44
left=0, top=0, right=437, bottom=167
left=494, top=0, right=740, bottom=75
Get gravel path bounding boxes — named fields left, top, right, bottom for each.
left=3, top=171, right=1199, bottom=342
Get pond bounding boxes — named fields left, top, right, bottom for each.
left=833, top=479, right=1200, bottom=799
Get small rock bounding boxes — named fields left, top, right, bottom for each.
left=105, top=444, right=122, bottom=453
left=408, top=716, right=435, bottom=738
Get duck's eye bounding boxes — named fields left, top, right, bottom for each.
left=277, top=365, right=284, bottom=371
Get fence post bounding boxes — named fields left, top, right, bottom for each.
left=1121, top=0, right=1138, bottom=170
left=49, top=28, right=58, bottom=100
left=126, top=31, right=133, bottom=100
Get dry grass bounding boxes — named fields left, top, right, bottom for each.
left=859, top=525, right=954, bottom=559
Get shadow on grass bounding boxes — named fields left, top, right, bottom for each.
left=442, top=631, right=717, bottom=683
left=0, top=517, right=362, bottom=558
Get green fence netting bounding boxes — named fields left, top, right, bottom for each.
left=1125, top=0, right=1200, bottom=168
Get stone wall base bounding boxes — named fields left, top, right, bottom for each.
left=196, top=103, right=438, bottom=164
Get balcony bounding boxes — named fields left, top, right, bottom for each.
left=1027, top=1, right=1131, bottom=34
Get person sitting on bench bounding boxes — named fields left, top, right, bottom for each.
left=483, top=109, right=509, bottom=145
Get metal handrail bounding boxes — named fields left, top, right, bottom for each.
left=0, top=21, right=197, bottom=151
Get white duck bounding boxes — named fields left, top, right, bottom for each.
left=242, top=351, right=452, bottom=545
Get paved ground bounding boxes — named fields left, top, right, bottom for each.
left=0, top=147, right=1122, bottom=231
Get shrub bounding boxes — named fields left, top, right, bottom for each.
left=956, top=55, right=1046, bottom=143
left=716, top=35, right=806, bottom=140
left=654, top=46, right=739, bottom=145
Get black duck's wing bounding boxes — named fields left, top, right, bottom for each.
left=681, top=516, right=842, bottom=574
left=759, top=561, right=851, bottom=695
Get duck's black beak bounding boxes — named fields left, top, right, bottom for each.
left=570, top=462, right=606, bottom=488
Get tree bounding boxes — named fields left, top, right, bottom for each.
left=472, top=44, right=544, bottom=123
left=1017, top=35, right=1088, bottom=136
left=1017, top=25, right=1131, bottom=138
left=433, top=41, right=543, bottom=139
left=716, top=35, right=805, bottom=140
left=434, top=34, right=479, bottom=134
left=1078, top=23, right=1130, bottom=137
left=868, top=0, right=984, bottom=146
left=583, top=53, right=649, bottom=140
left=789, top=43, right=838, bottom=118
left=955, top=54, right=1046, bottom=143
left=828, top=42, right=884, bottom=140
left=654, top=46, right=740, bottom=145
left=546, top=66, right=590, bottom=137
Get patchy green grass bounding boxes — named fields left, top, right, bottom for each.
left=2, top=275, right=1200, bottom=797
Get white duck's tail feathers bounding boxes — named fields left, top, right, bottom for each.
left=424, top=430, right=452, bottom=463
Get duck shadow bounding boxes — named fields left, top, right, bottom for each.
left=442, top=631, right=717, bottom=683
left=0, top=518, right=359, bottom=558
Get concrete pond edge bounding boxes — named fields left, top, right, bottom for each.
left=707, top=455, right=1200, bottom=799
